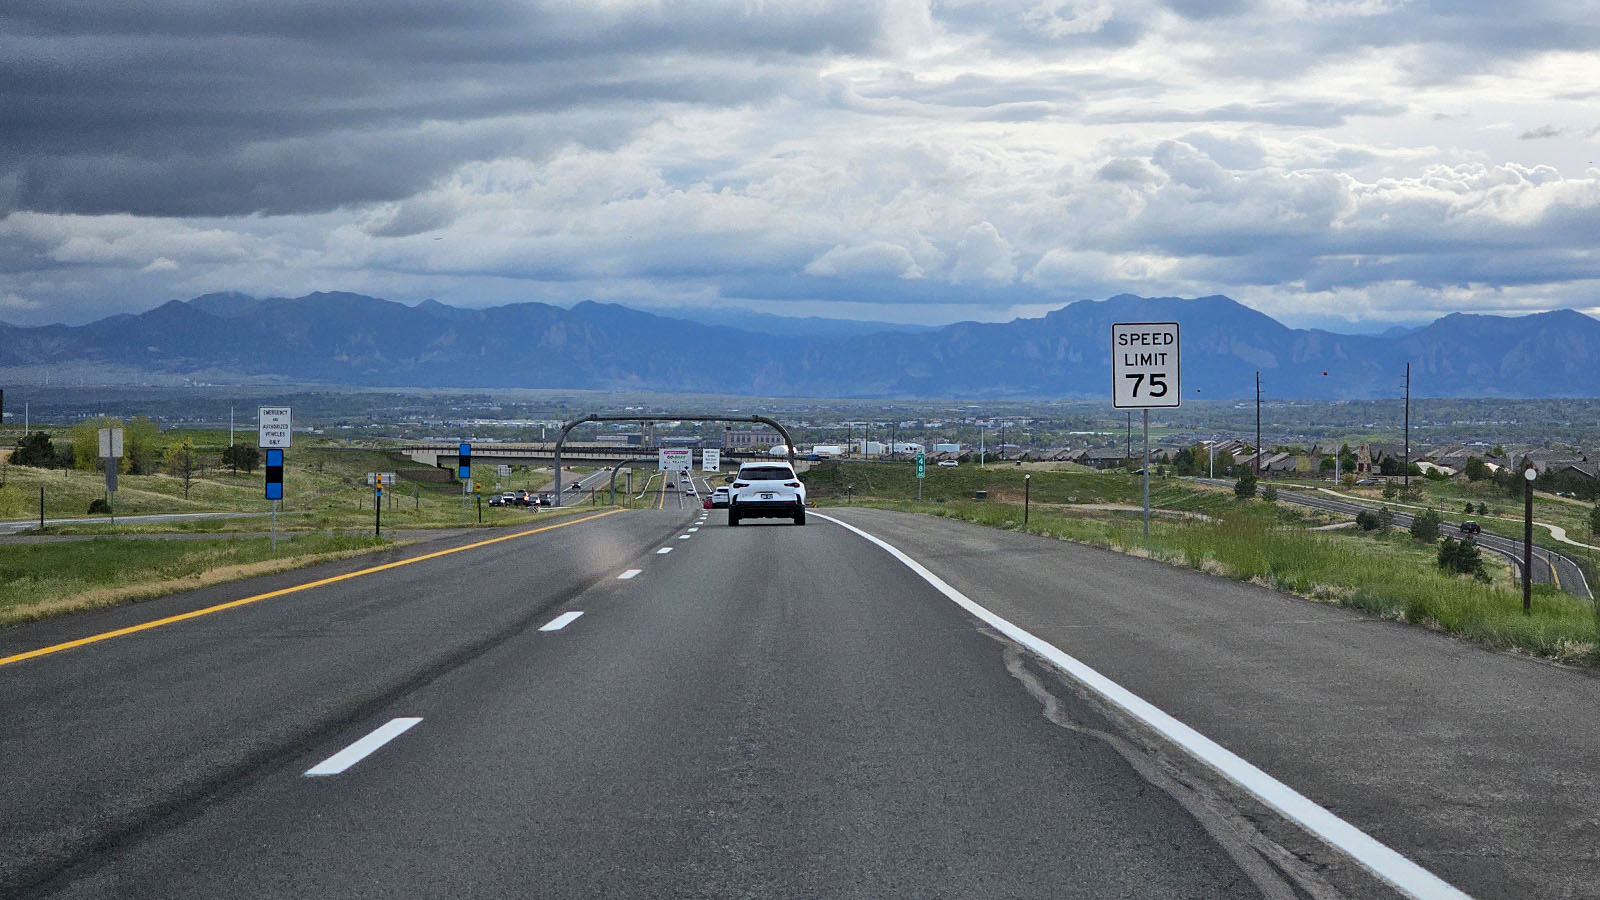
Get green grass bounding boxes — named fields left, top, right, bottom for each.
left=0, top=442, right=558, bottom=531
left=819, top=461, right=1599, bottom=665
left=0, top=533, right=396, bottom=626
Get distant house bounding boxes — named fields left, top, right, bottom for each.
left=1080, top=450, right=1128, bottom=469
left=1415, top=461, right=1458, bottom=478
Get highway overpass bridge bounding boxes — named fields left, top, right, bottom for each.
left=401, top=442, right=785, bottom=471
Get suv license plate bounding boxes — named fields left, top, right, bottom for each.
left=761, top=492, right=774, bottom=499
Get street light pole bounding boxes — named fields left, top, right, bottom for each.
left=1523, top=465, right=1536, bottom=614
left=1255, top=371, right=1262, bottom=476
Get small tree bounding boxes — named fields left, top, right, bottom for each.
left=1464, top=456, right=1488, bottom=481
left=1234, top=471, right=1258, bottom=499
left=1464, top=502, right=1474, bottom=513
left=1477, top=503, right=1488, bottom=515
left=1437, top=537, right=1487, bottom=581
left=1588, top=502, right=1600, bottom=540
left=165, top=438, right=197, bottom=499
left=1409, top=508, right=1442, bottom=542
left=12, top=432, right=59, bottom=468
left=1341, top=473, right=1357, bottom=488
left=1377, top=506, right=1394, bottom=532
left=1382, top=481, right=1397, bottom=500
left=1261, top=484, right=1278, bottom=502
left=1355, top=509, right=1380, bottom=530
left=222, top=443, right=260, bottom=474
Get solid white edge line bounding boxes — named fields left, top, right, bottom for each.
left=539, top=610, right=585, bottom=632
left=618, top=569, right=642, bottom=580
left=304, top=717, right=422, bottom=777
left=813, top=511, right=1473, bottom=900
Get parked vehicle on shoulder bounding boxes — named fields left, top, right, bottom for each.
left=727, top=462, right=806, bottom=526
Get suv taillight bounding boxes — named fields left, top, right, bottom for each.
left=732, top=482, right=747, bottom=488
left=784, top=482, right=801, bottom=488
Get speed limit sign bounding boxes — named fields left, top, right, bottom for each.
left=1112, top=322, right=1180, bottom=409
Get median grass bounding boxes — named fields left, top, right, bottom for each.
left=810, top=461, right=1599, bottom=665
left=0, top=533, right=399, bottom=626
left=0, top=443, right=560, bottom=531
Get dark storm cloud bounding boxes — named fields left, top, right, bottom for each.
left=0, top=1, right=894, bottom=217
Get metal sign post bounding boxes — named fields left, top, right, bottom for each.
left=1112, top=322, right=1181, bottom=538
left=98, top=427, right=123, bottom=525
left=264, top=448, right=284, bottom=551
left=458, top=442, right=471, bottom=520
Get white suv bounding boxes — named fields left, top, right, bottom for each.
left=728, top=462, right=807, bottom=526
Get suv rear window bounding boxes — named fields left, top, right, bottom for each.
left=738, top=466, right=794, bottom=481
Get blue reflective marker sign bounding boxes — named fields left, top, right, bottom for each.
left=265, top=449, right=284, bottom=500
left=458, top=442, right=471, bottom=479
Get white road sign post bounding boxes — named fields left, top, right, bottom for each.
left=98, top=427, right=123, bottom=524
left=258, top=406, right=292, bottom=448
left=1112, top=322, right=1181, bottom=538
left=658, top=448, right=691, bottom=473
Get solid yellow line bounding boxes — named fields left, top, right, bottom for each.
left=0, top=508, right=625, bottom=669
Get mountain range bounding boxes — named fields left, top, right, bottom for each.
left=1, top=291, right=1596, bottom=399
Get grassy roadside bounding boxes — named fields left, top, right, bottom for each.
left=0, top=533, right=402, bottom=627
left=808, top=462, right=1599, bottom=666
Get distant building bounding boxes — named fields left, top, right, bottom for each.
left=727, top=430, right=781, bottom=448
left=934, top=442, right=961, bottom=454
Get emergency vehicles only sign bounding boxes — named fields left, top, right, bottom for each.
left=1111, top=322, right=1180, bottom=409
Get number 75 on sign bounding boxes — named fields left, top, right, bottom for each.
left=1112, top=322, right=1180, bottom=409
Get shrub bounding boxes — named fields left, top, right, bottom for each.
left=87, top=498, right=111, bottom=514
left=1355, top=509, right=1380, bottom=530
left=1234, top=472, right=1257, bottom=499
left=12, top=432, right=59, bottom=468
left=1409, top=508, right=1442, bottom=542
left=1437, top=537, right=1488, bottom=581
left=1382, top=482, right=1397, bottom=500
left=1464, top=502, right=1474, bottom=513
left=1589, top=502, right=1600, bottom=540
left=1261, top=484, right=1277, bottom=502
left=1477, top=503, right=1488, bottom=515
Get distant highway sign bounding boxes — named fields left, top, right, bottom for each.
left=1112, top=323, right=1180, bottom=409
left=659, top=448, right=691, bottom=472
left=702, top=449, right=721, bottom=472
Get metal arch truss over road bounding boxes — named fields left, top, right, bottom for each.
left=552, top=414, right=795, bottom=506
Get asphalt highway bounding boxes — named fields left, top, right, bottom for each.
left=0, top=505, right=1342, bottom=899
left=1195, top=478, right=1592, bottom=598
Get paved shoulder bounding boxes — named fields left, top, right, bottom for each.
left=825, top=506, right=1600, bottom=900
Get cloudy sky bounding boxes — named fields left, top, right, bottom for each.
left=2, top=0, right=1598, bottom=329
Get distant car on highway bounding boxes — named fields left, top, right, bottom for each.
left=710, top=486, right=730, bottom=508
left=728, top=461, right=806, bottom=526
left=487, top=494, right=506, bottom=507
left=1460, top=521, right=1482, bottom=535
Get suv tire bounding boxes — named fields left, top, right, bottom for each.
left=793, top=507, right=806, bottom=526
left=728, top=508, right=740, bottom=526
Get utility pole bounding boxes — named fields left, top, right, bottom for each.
left=229, top=406, right=236, bottom=475
left=1255, top=371, right=1262, bottom=475
left=1403, top=362, right=1411, bottom=490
